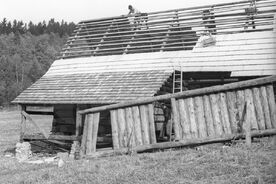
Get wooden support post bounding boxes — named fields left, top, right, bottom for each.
left=91, top=112, right=100, bottom=153
left=85, top=114, right=94, bottom=155
left=20, top=105, right=26, bottom=142
left=76, top=105, right=82, bottom=136
left=80, top=115, right=88, bottom=156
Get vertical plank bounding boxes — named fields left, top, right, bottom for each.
left=85, top=113, right=94, bottom=155
left=187, top=97, right=198, bottom=138
left=194, top=96, right=207, bottom=138
left=178, top=99, right=191, bottom=139
left=91, top=112, right=100, bottom=153
left=219, top=93, right=232, bottom=134
left=244, top=89, right=258, bottom=130
left=252, top=88, right=266, bottom=130
left=260, top=86, right=272, bottom=129
left=110, top=110, right=119, bottom=150
left=266, top=85, right=276, bottom=128
left=132, top=106, right=143, bottom=145
left=210, top=94, right=223, bottom=136
left=139, top=105, right=150, bottom=145
left=203, top=95, right=215, bottom=137
left=226, top=91, right=239, bottom=133
left=80, top=114, right=88, bottom=156
left=236, top=90, right=245, bottom=132
left=148, top=104, right=157, bottom=144
left=75, top=105, right=82, bottom=136
left=125, top=107, right=136, bottom=147
left=117, top=109, right=127, bottom=147
left=171, top=98, right=181, bottom=140
left=20, top=105, right=26, bottom=142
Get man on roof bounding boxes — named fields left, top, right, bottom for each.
left=128, top=5, right=148, bottom=30
left=128, top=5, right=141, bottom=15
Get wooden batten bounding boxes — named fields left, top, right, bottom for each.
left=132, top=106, right=143, bottom=146
left=110, top=110, right=119, bottom=149
left=203, top=95, right=215, bottom=137
left=139, top=105, right=150, bottom=145
left=117, top=108, right=127, bottom=147
left=186, top=97, right=198, bottom=138
left=260, top=86, right=272, bottom=129
left=226, top=91, right=239, bottom=133
left=178, top=99, right=191, bottom=139
left=147, top=104, right=157, bottom=144
left=244, top=89, right=258, bottom=130
left=20, top=105, right=27, bottom=142
left=219, top=93, right=232, bottom=134
left=125, top=107, right=136, bottom=147
left=252, top=87, right=266, bottom=130
left=171, top=98, right=181, bottom=140
left=210, top=94, right=223, bottom=136
left=266, top=85, right=276, bottom=128
left=194, top=96, right=207, bottom=138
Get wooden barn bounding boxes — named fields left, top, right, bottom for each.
left=13, top=0, right=276, bottom=157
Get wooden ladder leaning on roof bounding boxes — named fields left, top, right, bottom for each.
left=172, top=66, right=183, bottom=93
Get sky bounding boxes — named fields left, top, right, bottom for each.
left=0, top=0, right=243, bottom=24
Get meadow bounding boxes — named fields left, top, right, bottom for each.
left=0, top=109, right=275, bottom=184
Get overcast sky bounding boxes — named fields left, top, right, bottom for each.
left=1, top=0, right=243, bottom=24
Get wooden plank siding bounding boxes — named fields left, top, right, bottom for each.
left=79, top=76, right=276, bottom=154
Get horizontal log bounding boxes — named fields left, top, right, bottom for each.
left=84, top=128, right=276, bottom=158
left=25, top=111, right=54, bottom=115
left=78, top=76, right=276, bottom=114
left=23, top=134, right=81, bottom=141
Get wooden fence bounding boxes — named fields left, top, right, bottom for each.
left=78, top=76, right=276, bottom=156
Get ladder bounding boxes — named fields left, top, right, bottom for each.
left=172, top=67, right=183, bottom=93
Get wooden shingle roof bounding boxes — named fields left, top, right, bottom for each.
left=13, top=71, right=171, bottom=104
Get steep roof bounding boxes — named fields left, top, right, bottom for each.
left=13, top=71, right=171, bottom=104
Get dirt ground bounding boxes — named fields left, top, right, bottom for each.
left=0, top=109, right=275, bottom=184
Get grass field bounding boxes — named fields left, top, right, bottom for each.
left=0, top=109, right=275, bottom=184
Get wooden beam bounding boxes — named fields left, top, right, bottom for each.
left=20, top=105, right=26, bottom=142
left=85, top=128, right=276, bottom=158
left=76, top=105, right=82, bottom=136
left=21, top=111, right=49, bottom=139
left=78, top=76, right=276, bottom=114
left=23, top=134, right=81, bottom=141
left=25, top=111, right=54, bottom=115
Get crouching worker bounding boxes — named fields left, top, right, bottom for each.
left=128, top=5, right=148, bottom=30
